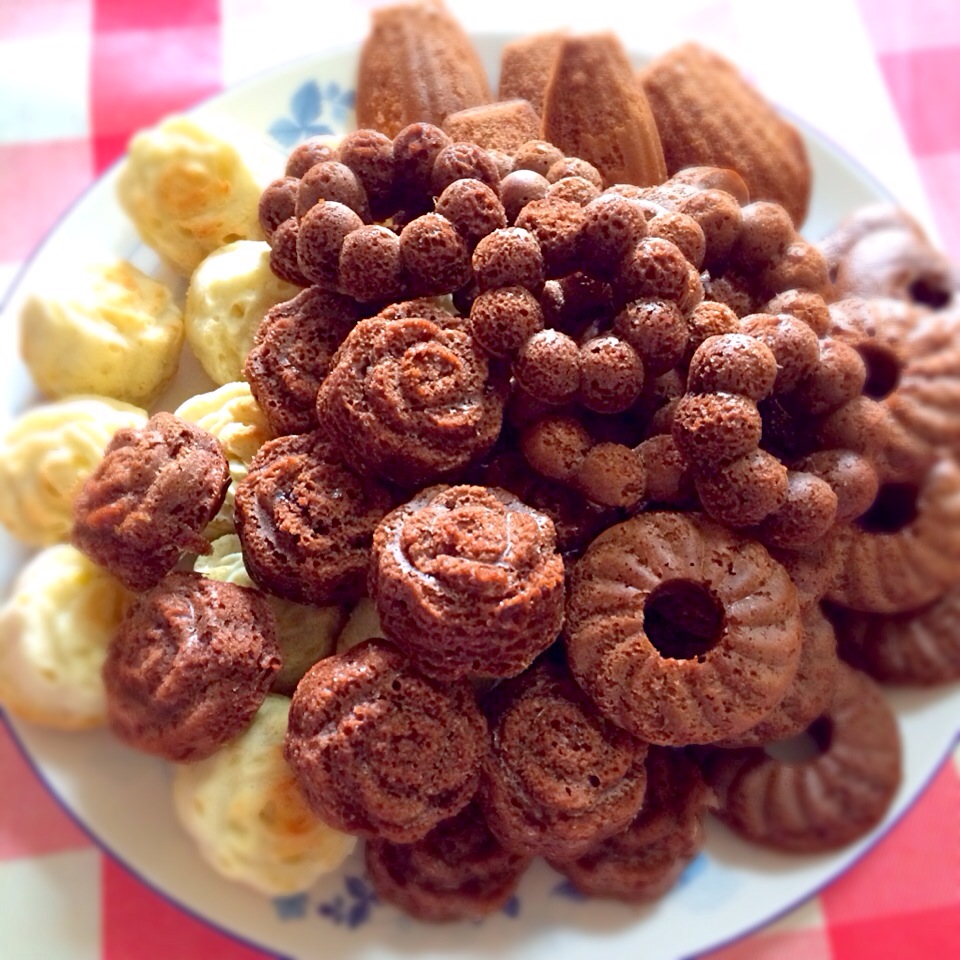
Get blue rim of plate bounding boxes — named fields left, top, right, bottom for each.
left=0, top=34, right=951, bottom=960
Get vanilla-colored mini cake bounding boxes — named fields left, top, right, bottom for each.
left=194, top=535, right=344, bottom=695
left=0, top=395, right=148, bottom=546
left=117, top=115, right=283, bottom=276
left=19, top=260, right=184, bottom=406
left=335, top=597, right=387, bottom=654
left=0, top=545, right=132, bottom=729
left=175, top=382, right=274, bottom=538
left=184, top=241, right=300, bottom=384
left=172, top=694, right=356, bottom=896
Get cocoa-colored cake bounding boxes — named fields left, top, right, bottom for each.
left=355, top=0, right=492, bottom=138
left=542, top=33, right=667, bottom=188
left=830, top=586, right=960, bottom=685
left=102, top=572, right=280, bottom=762
left=371, top=484, right=565, bottom=679
left=234, top=432, right=394, bottom=605
left=819, top=204, right=957, bottom=308
left=243, top=287, right=359, bottom=436
left=701, top=663, right=902, bottom=852
left=477, top=450, right=614, bottom=557
left=641, top=44, right=811, bottom=225
left=284, top=639, right=487, bottom=842
left=365, top=800, right=530, bottom=922
left=565, top=512, right=803, bottom=745
left=315, top=316, right=505, bottom=487
left=828, top=296, right=960, bottom=472
left=827, top=457, right=960, bottom=614
left=480, top=659, right=650, bottom=860
left=72, top=412, right=230, bottom=591
left=767, top=527, right=846, bottom=610
left=716, top=604, right=840, bottom=748
left=550, top=747, right=714, bottom=902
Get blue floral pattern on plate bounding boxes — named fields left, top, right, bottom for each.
left=268, top=79, right=355, bottom=148
left=272, top=856, right=726, bottom=929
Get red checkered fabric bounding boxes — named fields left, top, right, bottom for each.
left=1, top=1, right=958, bottom=957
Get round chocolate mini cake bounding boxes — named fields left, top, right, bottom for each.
left=284, top=640, right=488, bottom=843
left=72, top=412, right=230, bottom=591
left=371, top=484, right=565, bottom=679
left=480, top=659, right=650, bottom=861
left=365, top=800, right=530, bottom=922
left=550, top=747, right=715, bottom=902
left=102, top=572, right=280, bottom=762
left=234, top=432, right=395, bottom=605
left=315, top=316, right=506, bottom=487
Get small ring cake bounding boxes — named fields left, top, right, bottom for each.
left=701, top=663, right=902, bottom=852
left=828, top=296, right=960, bottom=471
left=479, top=659, right=650, bottom=861
left=819, top=204, right=957, bottom=308
left=565, top=512, right=803, bottom=745
left=550, top=746, right=715, bottom=902
left=234, top=432, right=395, bottom=606
left=370, top=484, right=565, bottom=680
left=715, top=603, right=840, bottom=748
left=71, top=412, right=231, bottom=592
left=830, top=585, right=960, bottom=685
left=102, top=572, right=281, bottom=762
left=283, top=639, right=488, bottom=843
left=364, top=800, right=530, bottom=922
left=826, top=457, right=960, bottom=614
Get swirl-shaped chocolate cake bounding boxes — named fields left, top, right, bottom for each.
left=315, top=316, right=505, bottom=487
left=72, top=412, right=230, bottom=591
left=551, top=747, right=714, bottom=901
left=365, top=800, right=530, bottom=922
left=480, top=659, right=649, bottom=861
left=371, top=485, right=565, bottom=680
left=244, top=286, right=359, bottom=436
left=284, top=639, right=487, bottom=843
left=102, top=572, right=280, bottom=762
left=234, top=432, right=394, bottom=605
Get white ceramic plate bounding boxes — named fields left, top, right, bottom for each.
left=2, top=34, right=959, bottom=960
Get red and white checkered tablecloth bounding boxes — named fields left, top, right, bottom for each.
left=1, top=1, right=959, bottom=957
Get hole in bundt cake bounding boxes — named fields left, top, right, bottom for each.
left=765, top=716, right=834, bottom=764
left=908, top=274, right=951, bottom=309
left=643, top=579, right=724, bottom=661
left=857, top=482, right=920, bottom=534
left=857, top=343, right=901, bottom=400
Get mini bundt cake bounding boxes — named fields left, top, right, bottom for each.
left=565, top=512, right=803, bottom=746
left=701, top=663, right=902, bottom=852
left=826, top=457, right=960, bottom=614
left=829, top=585, right=960, bottom=685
